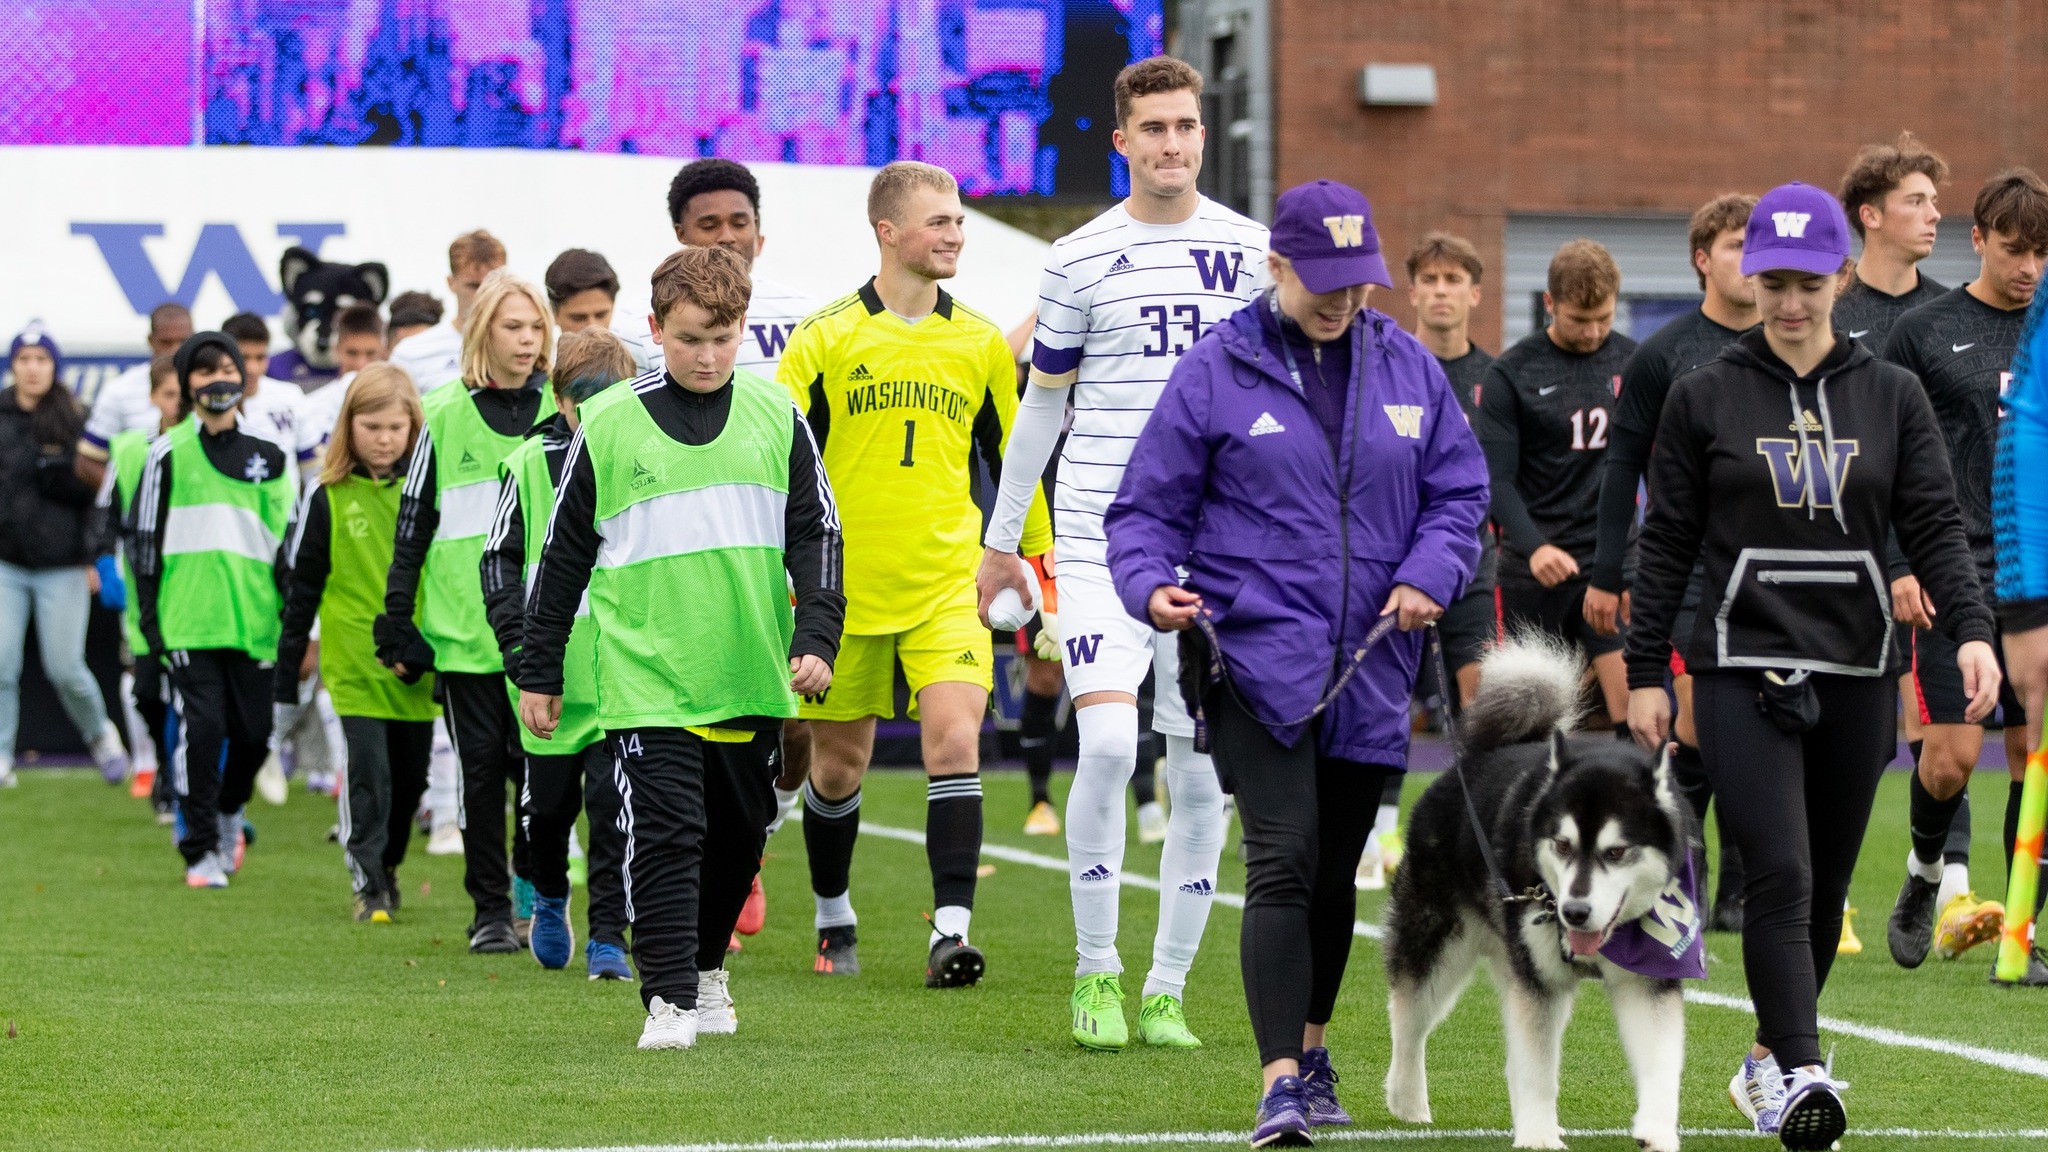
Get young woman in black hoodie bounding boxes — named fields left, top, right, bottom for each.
left=1625, top=184, right=2001, bottom=1150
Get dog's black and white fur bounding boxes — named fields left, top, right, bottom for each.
left=1384, top=634, right=1691, bottom=1151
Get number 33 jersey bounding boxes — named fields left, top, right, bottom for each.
left=779, top=279, right=1050, bottom=635
left=1029, top=199, right=1268, bottom=575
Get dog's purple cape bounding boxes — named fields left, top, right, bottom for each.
left=1600, top=851, right=1708, bottom=980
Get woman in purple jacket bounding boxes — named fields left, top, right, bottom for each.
left=1106, top=180, right=1489, bottom=1146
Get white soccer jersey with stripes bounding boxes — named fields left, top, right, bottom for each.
left=1029, top=199, right=1268, bottom=573
left=626, top=272, right=817, bottom=381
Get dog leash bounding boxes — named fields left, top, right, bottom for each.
left=1426, top=625, right=1551, bottom=913
left=1191, top=608, right=1399, bottom=743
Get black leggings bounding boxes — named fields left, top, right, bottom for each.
left=1207, top=688, right=1388, bottom=1066
left=1693, top=670, right=1896, bottom=1070
left=338, top=716, right=434, bottom=895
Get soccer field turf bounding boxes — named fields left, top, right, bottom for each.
left=1, top=764, right=2043, bottom=1152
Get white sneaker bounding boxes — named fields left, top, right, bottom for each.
left=697, top=968, right=737, bottom=1035
left=90, top=727, right=131, bottom=786
left=1355, top=842, right=1387, bottom=890
left=1137, top=800, right=1168, bottom=845
left=1778, top=1061, right=1848, bottom=1150
left=255, top=751, right=288, bottom=806
left=637, top=996, right=698, bottom=1050
left=426, top=824, right=464, bottom=856
left=185, top=852, right=230, bottom=889
left=1728, top=1051, right=1784, bottom=1132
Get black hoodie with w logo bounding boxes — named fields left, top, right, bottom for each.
left=1623, top=328, right=1994, bottom=688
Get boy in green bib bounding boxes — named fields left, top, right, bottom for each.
left=481, top=328, right=637, bottom=977
left=131, top=333, right=296, bottom=889
left=516, top=246, right=845, bottom=1049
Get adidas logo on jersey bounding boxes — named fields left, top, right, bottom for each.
left=848, top=363, right=873, bottom=381
left=1177, top=877, right=1215, bottom=896
left=1249, top=412, right=1286, bottom=437
left=954, top=651, right=978, bottom=667
left=1077, top=864, right=1113, bottom=882
left=1106, top=253, right=1134, bottom=275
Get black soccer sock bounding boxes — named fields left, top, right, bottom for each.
left=926, top=773, right=984, bottom=911
left=1909, top=738, right=1924, bottom=768
left=1909, top=767, right=1967, bottom=868
left=1943, top=788, right=1973, bottom=867
left=1131, top=736, right=1159, bottom=806
left=1020, top=689, right=1059, bottom=806
left=800, top=779, right=861, bottom=899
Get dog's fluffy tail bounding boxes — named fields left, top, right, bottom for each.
left=1458, top=629, right=1584, bottom=755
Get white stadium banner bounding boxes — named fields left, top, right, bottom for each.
left=0, top=146, right=1051, bottom=383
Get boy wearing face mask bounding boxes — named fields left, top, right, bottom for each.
left=131, top=333, right=296, bottom=888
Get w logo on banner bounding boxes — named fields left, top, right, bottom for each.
left=72, top=222, right=346, bottom=315
left=1322, top=215, right=1366, bottom=247
left=1190, top=249, right=1244, bottom=292
left=1382, top=404, right=1423, bottom=438
left=1756, top=437, right=1860, bottom=508
left=1771, top=211, right=1812, bottom=238
left=1065, top=633, right=1104, bottom=665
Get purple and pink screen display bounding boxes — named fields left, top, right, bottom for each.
left=1, top=0, right=1159, bottom=197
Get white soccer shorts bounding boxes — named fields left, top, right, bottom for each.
left=1054, top=569, right=1195, bottom=737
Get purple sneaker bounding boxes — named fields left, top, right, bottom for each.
left=1251, top=1075, right=1313, bottom=1147
left=1299, top=1047, right=1352, bottom=1127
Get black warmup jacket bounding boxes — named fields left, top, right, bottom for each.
left=1623, top=329, right=1994, bottom=690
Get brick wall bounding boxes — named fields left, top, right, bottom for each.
left=1273, top=0, right=2048, bottom=346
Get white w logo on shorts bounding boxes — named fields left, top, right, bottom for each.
left=1771, top=211, right=1812, bottom=238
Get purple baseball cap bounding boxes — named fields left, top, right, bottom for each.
left=1271, top=180, right=1392, bottom=293
left=1741, top=182, right=1853, bottom=277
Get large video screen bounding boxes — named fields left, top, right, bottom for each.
left=1, top=0, right=1161, bottom=198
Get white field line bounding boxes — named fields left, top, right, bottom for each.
left=858, top=821, right=2048, bottom=1081
left=417, top=1125, right=2048, bottom=1152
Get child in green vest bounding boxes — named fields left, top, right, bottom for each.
left=515, top=246, right=846, bottom=1048
left=103, top=354, right=188, bottom=819
left=377, top=270, right=553, bottom=953
left=132, top=333, right=296, bottom=888
left=277, top=364, right=441, bottom=922
left=481, top=327, right=637, bottom=976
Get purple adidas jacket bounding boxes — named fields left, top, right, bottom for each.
left=1105, top=301, right=1489, bottom=767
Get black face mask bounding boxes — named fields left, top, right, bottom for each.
left=193, top=379, right=244, bottom=414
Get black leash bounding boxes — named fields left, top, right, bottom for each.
left=1426, top=625, right=1549, bottom=912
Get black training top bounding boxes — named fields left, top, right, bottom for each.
left=1478, top=327, right=1637, bottom=566
left=1436, top=345, right=1498, bottom=595
left=1885, top=284, right=2027, bottom=581
left=1833, top=272, right=1947, bottom=356
left=1624, top=328, right=1993, bottom=688
left=1591, top=308, right=1747, bottom=592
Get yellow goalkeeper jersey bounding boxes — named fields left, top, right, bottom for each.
left=779, top=279, right=1052, bottom=635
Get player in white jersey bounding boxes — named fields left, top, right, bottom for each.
left=76, top=303, right=193, bottom=490
left=225, top=313, right=318, bottom=470
left=979, top=56, right=1266, bottom=1052
left=388, top=231, right=506, bottom=395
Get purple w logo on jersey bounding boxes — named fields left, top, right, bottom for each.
left=1190, top=249, right=1245, bottom=293
left=1756, top=438, right=1860, bottom=510
left=751, top=322, right=795, bottom=360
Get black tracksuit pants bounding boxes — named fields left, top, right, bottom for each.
left=1693, top=669, right=1895, bottom=1071
left=612, top=725, right=777, bottom=1011
left=338, top=716, right=434, bottom=897
left=1206, top=688, right=1390, bottom=1067
left=169, top=649, right=274, bottom=865
left=522, top=740, right=629, bottom=948
left=133, top=658, right=175, bottom=808
left=440, top=671, right=531, bottom=925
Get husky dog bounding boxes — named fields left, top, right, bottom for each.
left=1384, top=634, right=1695, bottom=1151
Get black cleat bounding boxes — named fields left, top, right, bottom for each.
left=468, top=919, right=521, bottom=954
left=1886, top=873, right=1939, bottom=968
left=383, top=869, right=402, bottom=913
left=1991, top=945, right=2048, bottom=987
left=814, top=925, right=860, bottom=975
left=353, top=890, right=394, bottom=924
left=925, top=933, right=985, bottom=988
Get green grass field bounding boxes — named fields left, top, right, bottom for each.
left=1, top=763, right=2043, bottom=1152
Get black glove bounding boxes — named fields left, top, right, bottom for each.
left=373, top=613, right=436, bottom=684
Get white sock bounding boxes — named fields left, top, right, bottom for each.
left=1145, top=734, right=1227, bottom=1001
left=1938, top=861, right=1971, bottom=910
left=428, top=717, right=459, bottom=831
left=1067, top=702, right=1139, bottom=977
left=931, top=904, right=971, bottom=945
left=1906, top=846, right=1942, bottom=884
left=766, top=785, right=801, bottom=836
left=814, top=891, right=856, bottom=930
left=316, top=687, right=346, bottom=776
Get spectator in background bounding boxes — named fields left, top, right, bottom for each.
left=299, top=304, right=389, bottom=457
left=385, top=293, right=444, bottom=353
left=75, top=302, right=194, bottom=490
left=544, top=249, right=620, bottom=334
left=388, top=231, right=507, bottom=394
left=1, top=323, right=130, bottom=788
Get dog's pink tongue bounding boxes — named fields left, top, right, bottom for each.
left=1567, top=929, right=1604, bottom=957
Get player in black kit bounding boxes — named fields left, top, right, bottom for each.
left=1835, top=133, right=1950, bottom=352
left=1883, top=169, right=2048, bottom=975
left=1589, top=194, right=1757, bottom=930
left=1479, top=239, right=1637, bottom=732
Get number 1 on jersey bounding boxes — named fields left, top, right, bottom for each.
left=901, top=419, right=916, bottom=467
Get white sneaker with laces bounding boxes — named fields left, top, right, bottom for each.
left=697, top=968, right=737, bottom=1034
left=1728, top=1051, right=1784, bottom=1132
left=1137, top=800, right=1168, bottom=845
left=1777, top=1060, right=1848, bottom=1150
left=637, top=996, right=698, bottom=1050
left=426, top=823, right=464, bottom=856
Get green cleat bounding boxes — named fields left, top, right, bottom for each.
left=1137, top=992, right=1202, bottom=1048
left=1070, top=972, right=1128, bottom=1051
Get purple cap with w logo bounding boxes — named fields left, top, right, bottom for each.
left=1270, top=180, right=1392, bottom=293
left=1741, top=182, right=1853, bottom=277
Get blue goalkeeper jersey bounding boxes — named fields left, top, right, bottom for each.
left=1994, top=291, right=2048, bottom=624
